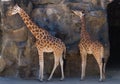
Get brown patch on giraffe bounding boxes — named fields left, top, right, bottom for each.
left=29, top=21, right=32, bottom=25
left=25, top=15, right=29, bottom=19
left=25, top=18, right=29, bottom=22
left=43, top=36, right=47, bottom=40
left=35, top=29, right=39, bottom=32
left=25, top=22, right=29, bottom=25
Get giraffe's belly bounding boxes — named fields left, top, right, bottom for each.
left=43, top=47, right=53, bottom=52
left=85, top=46, right=93, bottom=54
left=87, top=50, right=92, bottom=54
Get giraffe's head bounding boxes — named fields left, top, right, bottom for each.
left=7, top=4, right=21, bottom=16
left=72, top=10, right=85, bottom=18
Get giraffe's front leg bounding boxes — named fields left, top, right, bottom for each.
left=95, top=57, right=105, bottom=82
left=38, top=51, right=44, bottom=81
left=80, top=52, right=87, bottom=80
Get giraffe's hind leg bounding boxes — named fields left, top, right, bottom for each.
left=80, top=50, right=87, bottom=80
left=37, top=50, right=44, bottom=81
left=48, top=52, right=60, bottom=81
left=60, top=56, right=64, bottom=80
left=100, top=59, right=106, bottom=81
left=102, top=62, right=106, bottom=80
left=94, top=55, right=104, bottom=81
left=79, top=45, right=87, bottom=80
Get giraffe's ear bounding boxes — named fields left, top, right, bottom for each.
left=14, top=4, right=21, bottom=8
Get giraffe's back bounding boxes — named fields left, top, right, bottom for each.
left=79, top=39, right=103, bottom=55
left=36, top=35, right=65, bottom=53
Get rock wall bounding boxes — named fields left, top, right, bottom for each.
left=0, top=0, right=112, bottom=79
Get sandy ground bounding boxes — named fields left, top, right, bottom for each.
left=0, top=69, right=120, bottom=84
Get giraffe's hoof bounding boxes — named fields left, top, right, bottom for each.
left=80, top=79, right=84, bottom=81
left=80, top=77, right=85, bottom=81
left=37, top=78, right=43, bottom=82
left=40, top=79, right=43, bottom=82
left=99, top=78, right=104, bottom=82
left=60, top=77, right=64, bottom=81
left=47, top=78, right=51, bottom=81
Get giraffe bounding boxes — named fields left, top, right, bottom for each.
left=7, top=4, right=66, bottom=81
left=72, top=10, right=106, bottom=81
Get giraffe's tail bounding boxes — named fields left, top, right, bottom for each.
left=63, top=46, right=66, bottom=59
left=101, top=46, right=105, bottom=75
left=63, top=46, right=66, bottom=71
left=102, top=57, right=105, bottom=78
left=102, top=58, right=105, bottom=68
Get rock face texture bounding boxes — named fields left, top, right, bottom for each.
left=0, top=0, right=111, bottom=78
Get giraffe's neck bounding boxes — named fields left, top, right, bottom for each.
left=80, top=15, right=90, bottom=39
left=18, top=8, right=46, bottom=39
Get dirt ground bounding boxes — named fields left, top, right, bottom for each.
left=0, top=68, right=120, bottom=84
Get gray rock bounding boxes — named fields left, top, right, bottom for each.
left=0, top=0, right=110, bottom=78
left=0, top=56, right=6, bottom=72
left=31, top=0, right=62, bottom=5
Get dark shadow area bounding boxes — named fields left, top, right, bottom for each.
left=107, top=0, right=120, bottom=68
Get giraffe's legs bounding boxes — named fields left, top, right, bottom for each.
left=95, top=56, right=105, bottom=82
left=100, top=61, right=106, bottom=81
left=80, top=52, right=87, bottom=80
left=60, top=56, right=64, bottom=80
left=38, top=50, right=44, bottom=81
left=103, top=63, right=106, bottom=80
left=48, top=53, right=60, bottom=81
left=99, top=61, right=103, bottom=81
